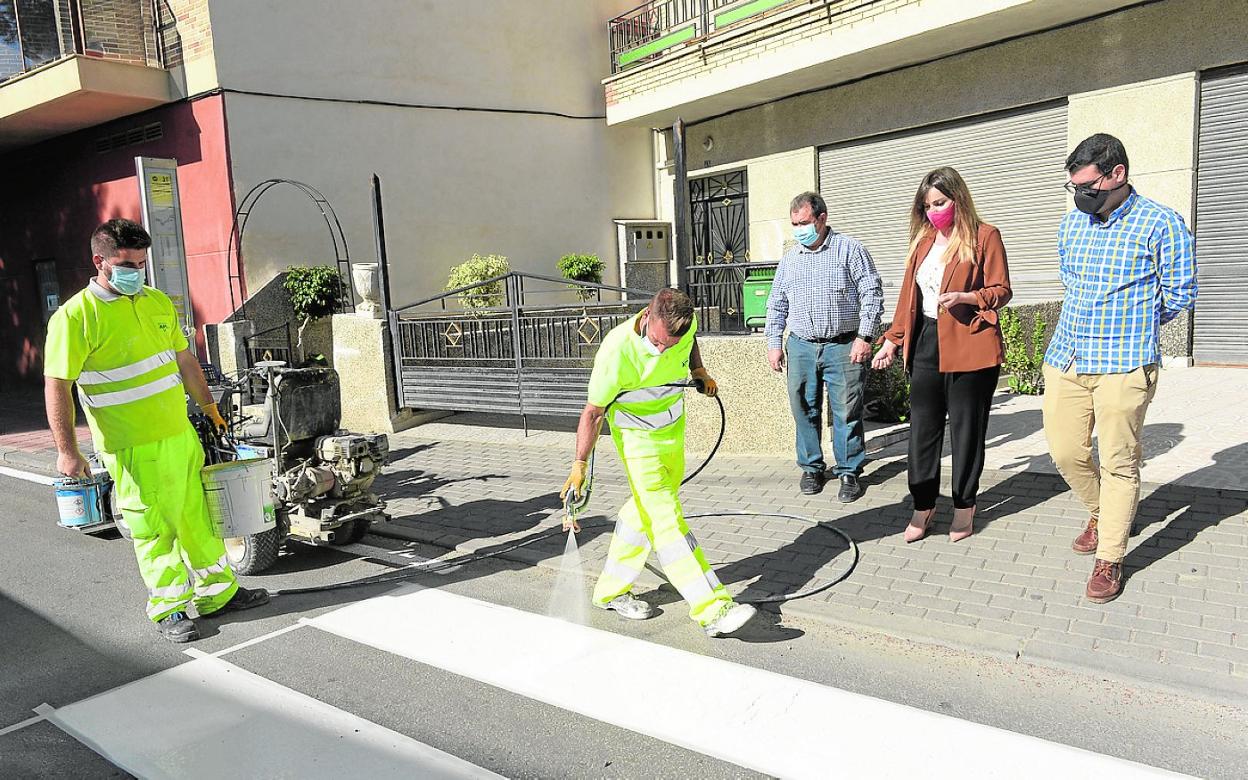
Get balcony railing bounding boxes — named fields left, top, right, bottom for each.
left=1, top=0, right=162, bottom=85
left=608, top=0, right=799, bottom=73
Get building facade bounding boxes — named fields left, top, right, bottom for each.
left=605, top=0, right=1248, bottom=365
left=0, top=0, right=654, bottom=386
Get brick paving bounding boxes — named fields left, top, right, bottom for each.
left=3, top=367, right=1246, bottom=700
left=0, top=388, right=91, bottom=471
left=371, top=427, right=1248, bottom=702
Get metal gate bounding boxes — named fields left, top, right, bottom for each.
left=690, top=170, right=749, bottom=264
left=688, top=170, right=751, bottom=331
left=389, top=272, right=654, bottom=422
left=1194, top=66, right=1248, bottom=365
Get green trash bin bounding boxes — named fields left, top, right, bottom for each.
left=742, top=266, right=776, bottom=330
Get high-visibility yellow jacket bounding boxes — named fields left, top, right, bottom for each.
left=587, top=312, right=695, bottom=453
left=44, top=280, right=191, bottom=453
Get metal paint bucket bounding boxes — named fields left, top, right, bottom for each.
left=201, top=458, right=277, bottom=539
left=53, top=473, right=113, bottom=530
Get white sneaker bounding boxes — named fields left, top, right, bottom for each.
left=703, top=602, right=757, bottom=638
left=595, top=593, right=654, bottom=620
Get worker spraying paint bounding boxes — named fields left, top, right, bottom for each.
left=560, top=288, right=757, bottom=638
left=43, top=219, right=269, bottom=644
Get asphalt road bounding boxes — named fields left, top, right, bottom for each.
left=2, top=472, right=1245, bottom=778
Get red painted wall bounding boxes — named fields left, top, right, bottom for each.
left=0, top=93, right=236, bottom=388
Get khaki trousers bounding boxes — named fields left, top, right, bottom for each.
left=1041, top=363, right=1159, bottom=562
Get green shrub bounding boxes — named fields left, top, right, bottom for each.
left=446, top=254, right=510, bottom=310
left=865, top=356, right=911, bottom=423
left=283, top=265, right=346, bottom=323
left=557, top=253, right=605, bottom=301
left=1001, top=306, right=1047, bottom=395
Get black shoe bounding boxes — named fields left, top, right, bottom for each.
left=837, top=475, right=862, bottom=503
left=208, top=586, right=270, bottom=616
left=799, top=471, right=826, bottom=495
left=156, top=611, right=200, bottom=643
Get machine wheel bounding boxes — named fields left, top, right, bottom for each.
left=224, top=528, right=281, bottom=575
left=329, top=517, right=371, bottom=546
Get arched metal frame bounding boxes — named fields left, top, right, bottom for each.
left=226, top=178, right=355, bottom=321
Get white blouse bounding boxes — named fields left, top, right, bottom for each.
left=915, top=240, right=948, bottom=319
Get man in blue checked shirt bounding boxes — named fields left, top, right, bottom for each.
left=765, top=192, right=884, bottom=503
left=1042, top=133, right=1196, bottom=605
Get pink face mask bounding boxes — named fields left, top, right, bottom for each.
left=927, top=203, right=956, bottom=232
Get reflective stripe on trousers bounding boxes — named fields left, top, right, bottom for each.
left=97, top=426, right=239, bottom=623
left=591, top=439, right=731, bottom=625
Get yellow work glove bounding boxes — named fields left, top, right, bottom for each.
left=199, top=402, right=229, bottom=436
left=560, top=460, right=588, bottom=502
left=691, top=367, right=718, bottom=397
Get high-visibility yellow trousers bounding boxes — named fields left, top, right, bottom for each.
left=591, top=432, right=733, bottom=626
left=98, top=425, right=239, bottom=622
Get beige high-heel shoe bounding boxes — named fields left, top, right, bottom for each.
left=949, top=506, right=976, bottom=542
left=904, top=508, right=935, bottom=543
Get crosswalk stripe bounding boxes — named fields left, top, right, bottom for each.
left=41, top=654, right=501, bottom=779
left=309, top=586, right=1187, bottom=780
left=0, top=465, right=56, bottom=486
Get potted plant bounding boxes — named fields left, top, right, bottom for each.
left=446, top=254, right=510, bottom=311
left=557, top=253, right=605, bottom=302
left=283, top=264, right=347, bottom=361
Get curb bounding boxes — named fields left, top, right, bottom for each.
left=370, top=519, right=1248, bottom=708
left=0, top=449, right=60, bottom=477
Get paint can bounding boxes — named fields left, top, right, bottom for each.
left=201, top=458, right=276, bottom=538
left=234, top=443, right=270, bottom=460
left=53, top=473, right=113, bottom=530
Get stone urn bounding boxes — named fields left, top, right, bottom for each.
left=352, top=262, right=383, bottom=318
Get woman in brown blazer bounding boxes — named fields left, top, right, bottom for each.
left=872, top=167, right=1012, bottom=542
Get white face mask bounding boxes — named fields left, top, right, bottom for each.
left=639, top=323, right=662, bottom=356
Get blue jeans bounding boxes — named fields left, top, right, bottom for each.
left=785, top=334, right=867, bottom=477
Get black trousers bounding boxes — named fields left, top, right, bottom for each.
left=907, top=315, right=999, bottom=510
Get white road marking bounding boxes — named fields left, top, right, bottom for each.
left=0, top=711, right=48, bottom=737
left=181, top=622, right=306, bottom=659
left=40, top=654, right=501, bottom=779
left=309, top=587, right=1187, bottom=780
left=0, top=465, right=57, bottom=486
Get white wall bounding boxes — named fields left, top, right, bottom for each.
left=208, top=0, right=653, bottom=304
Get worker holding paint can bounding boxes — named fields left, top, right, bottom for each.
left=43, top=219, right=268, bottom=644
left=561, top=288, right=757, bottom=638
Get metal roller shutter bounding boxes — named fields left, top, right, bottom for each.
left=818, top=102, right=1069, bottom=315
left=1194, top=68, right=1248, bottom=365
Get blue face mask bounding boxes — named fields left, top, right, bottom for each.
left=108, top=264, right=144, bottom=295
left=793, top=222, right=820, bottom=246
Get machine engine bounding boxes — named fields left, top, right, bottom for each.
left=274, top=432, right=389, bottom=504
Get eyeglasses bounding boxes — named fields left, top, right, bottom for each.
left=1063, top=171, right=1109, bottom=194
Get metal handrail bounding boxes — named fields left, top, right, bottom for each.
left=392, top=271, right=656, bottom=313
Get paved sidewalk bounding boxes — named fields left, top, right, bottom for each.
left=3, top=367, right=1246, bottom=702
left=0, top=387, right=91, bottom=472
left=965, top=366, right=1248, bottom=491
left=372, top=433, right=1247, bottom=702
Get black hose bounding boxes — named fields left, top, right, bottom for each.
left=271, top=390, right=858, bottom=601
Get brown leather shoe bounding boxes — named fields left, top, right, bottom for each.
left=1072, top=517, right=1098, bottom=555
left=1086, top=559, right=1123, bottom=603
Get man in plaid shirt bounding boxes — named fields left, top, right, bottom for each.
left=765, top=192, right=884, bottom=502
left=1042, top=133, right=1197, bottom=604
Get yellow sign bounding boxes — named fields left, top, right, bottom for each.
left=148, top=173, right=174, bottom=207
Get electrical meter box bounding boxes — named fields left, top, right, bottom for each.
left=616, top=220, right=672, bottom=295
